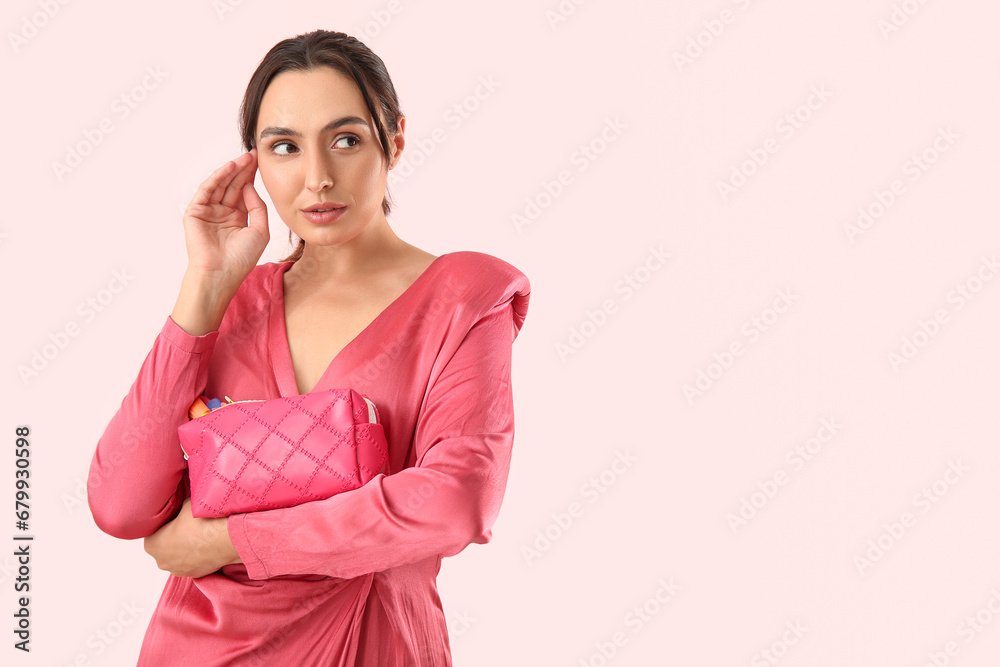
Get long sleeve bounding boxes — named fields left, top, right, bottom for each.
left=227, top=298, right=521, bottom=580
left=88, top=315, right=220, bottom=539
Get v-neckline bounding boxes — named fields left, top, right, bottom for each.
left=269, top=254, right=446, bottom=397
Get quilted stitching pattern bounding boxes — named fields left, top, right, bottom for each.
left=177, top=389, right=388, bottom=518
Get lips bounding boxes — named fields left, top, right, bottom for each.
left=303, top=202, right=346, bottom=212
left=301, top=205, right=347, bottom=225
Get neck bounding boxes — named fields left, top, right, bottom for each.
left=288, top=212, right=409, bottom=286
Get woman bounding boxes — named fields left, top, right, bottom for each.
left=87, top=29, right=530, bottom=666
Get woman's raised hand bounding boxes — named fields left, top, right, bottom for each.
left=169, top=149, right=270, bottom=336
left=181, top=148, right=269, bottom=282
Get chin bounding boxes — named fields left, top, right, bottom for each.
left=281, top=207, right=377, bottom=243
left=292, top=223, right=368, bottom=247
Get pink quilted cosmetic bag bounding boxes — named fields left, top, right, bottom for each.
left=177, top=388, right=389, bottom=518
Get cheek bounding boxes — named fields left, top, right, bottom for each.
left=356, top=155, right=387, bottom=199
left=258, top=164, right=293, bottom=205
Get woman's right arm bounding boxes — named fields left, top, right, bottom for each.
left=87, top=149, right=269, bottom=540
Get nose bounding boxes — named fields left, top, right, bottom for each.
left=303, top=147, right=335, bottom=192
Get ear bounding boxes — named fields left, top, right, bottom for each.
left=388, top=114, right=405, bottom=169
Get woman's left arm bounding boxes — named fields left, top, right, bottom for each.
left=226, top=298, right=523, bottom=580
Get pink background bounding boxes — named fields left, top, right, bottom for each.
left=3, top=1, right=999, bottom=664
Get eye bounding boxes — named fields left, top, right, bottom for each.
left=334, top=135, right=360, bottom=149
left=271, top=141, right=297, bottom=156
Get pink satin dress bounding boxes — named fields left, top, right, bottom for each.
left=87, top=251, right=530, bottom=665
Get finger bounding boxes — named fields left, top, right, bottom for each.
left=236, top=154, right=260, bottom=213
left=188, top=157, right=241, bottom=208
left=207, top=152, right=252, bottom=206
left=220, top=152, right=256, bottom=209
left=243, top=182, right=269, bottom=233
left=237, top=149, right=260, bottom=215
left=232, top=194, right=248, bottom=217
left=186, top=202, right=234, bottom=225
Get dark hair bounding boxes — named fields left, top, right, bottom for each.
left=238, top=29, right=402, bottom=263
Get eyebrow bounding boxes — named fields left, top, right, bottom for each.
left=258, top=115, right=369, bottom=141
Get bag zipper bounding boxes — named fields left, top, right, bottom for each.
left=180, top=394, right=378, bottom=461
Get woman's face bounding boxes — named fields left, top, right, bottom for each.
left=254, top=66, right=400, bottom=248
